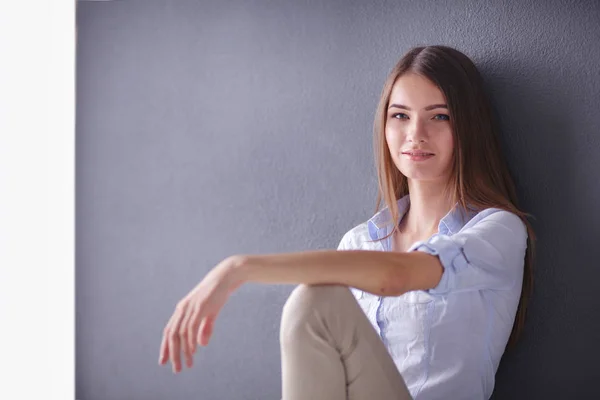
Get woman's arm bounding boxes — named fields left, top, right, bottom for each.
left=158, top=248, right=443, bottom=373
left=229, top=249, right=443, bottom=296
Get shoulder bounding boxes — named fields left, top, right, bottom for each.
left=461, top=207, right=528, bottom=243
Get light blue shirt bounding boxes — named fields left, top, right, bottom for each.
left=337, top=194, right=528, bottom=400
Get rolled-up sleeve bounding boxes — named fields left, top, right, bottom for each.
left=408, top=209, right=528, bottom=294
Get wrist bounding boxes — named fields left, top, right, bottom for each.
left=222, top=254, right=250, bottom=291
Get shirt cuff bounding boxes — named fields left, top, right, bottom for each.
left=408, top=234, right=469, bottom=295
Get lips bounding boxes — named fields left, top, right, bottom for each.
left=402, top=151, right=435, bottom=161
left=402, top=151, right=434, bottom=156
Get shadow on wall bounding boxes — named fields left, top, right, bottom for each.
left=479, top=56, right=599, bottom=398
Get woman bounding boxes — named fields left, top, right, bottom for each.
left=158, top=45, right=536, bottom=400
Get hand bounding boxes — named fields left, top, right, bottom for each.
left=158, top=256, right=244, bottom=373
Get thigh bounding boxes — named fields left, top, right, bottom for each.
left=331, top=287, right=412, bottom=400
left=285, top=285, right=413, bottom=400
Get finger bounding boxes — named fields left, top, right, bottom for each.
left=159, top=313, right=179, bottom=365
left=158, top=328, right=170, bottom=365
left=168, top=333, right=181, bottom=373
left=179, top=308, right=195, bottom=369
left=187, top=306, right=203, bottom=355
left=196, top=317, right=208, bottom=346
left=169, top=308, right=185, bottom=373
left=200, top=315, right=216, bottom=346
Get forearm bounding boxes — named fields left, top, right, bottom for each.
left=229, top=250, right=412, bottom=296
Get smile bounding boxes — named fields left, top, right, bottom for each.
left=402, top=152, right=435, bottom=161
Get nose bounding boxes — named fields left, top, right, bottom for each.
left=406, top=119, right=427, bottom=143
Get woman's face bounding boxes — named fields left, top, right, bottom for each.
left=385, top=73, right=454, bottom=183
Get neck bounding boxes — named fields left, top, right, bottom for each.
left=401, top=179, right=455, bottom=237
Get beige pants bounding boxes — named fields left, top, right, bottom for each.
left=280, top=284, right=413, bottom=400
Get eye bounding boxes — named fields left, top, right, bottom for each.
left=433, top=114, right=450, bottom=121
left=391, top=113, right=408, bottom=120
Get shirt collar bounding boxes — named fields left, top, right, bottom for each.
left=367, top=194, right=478, bottom=241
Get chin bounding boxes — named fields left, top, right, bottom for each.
left=399, top=168, right=448, bottom=182
left=398, top=161, right=451, bottom=180
left=398, top=168, right=433, bottom=180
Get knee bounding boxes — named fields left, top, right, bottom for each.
left=282, top=284, right=348, bottom=316
left=280, top=284, right=351, bottom=340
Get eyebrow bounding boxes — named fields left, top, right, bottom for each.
left=387, top=103, right=448, bottom=111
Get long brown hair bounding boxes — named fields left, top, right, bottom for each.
left=372, top=45, right=536, bottom=348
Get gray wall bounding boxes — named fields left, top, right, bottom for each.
left=76, top=0, right=600, bottom=399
